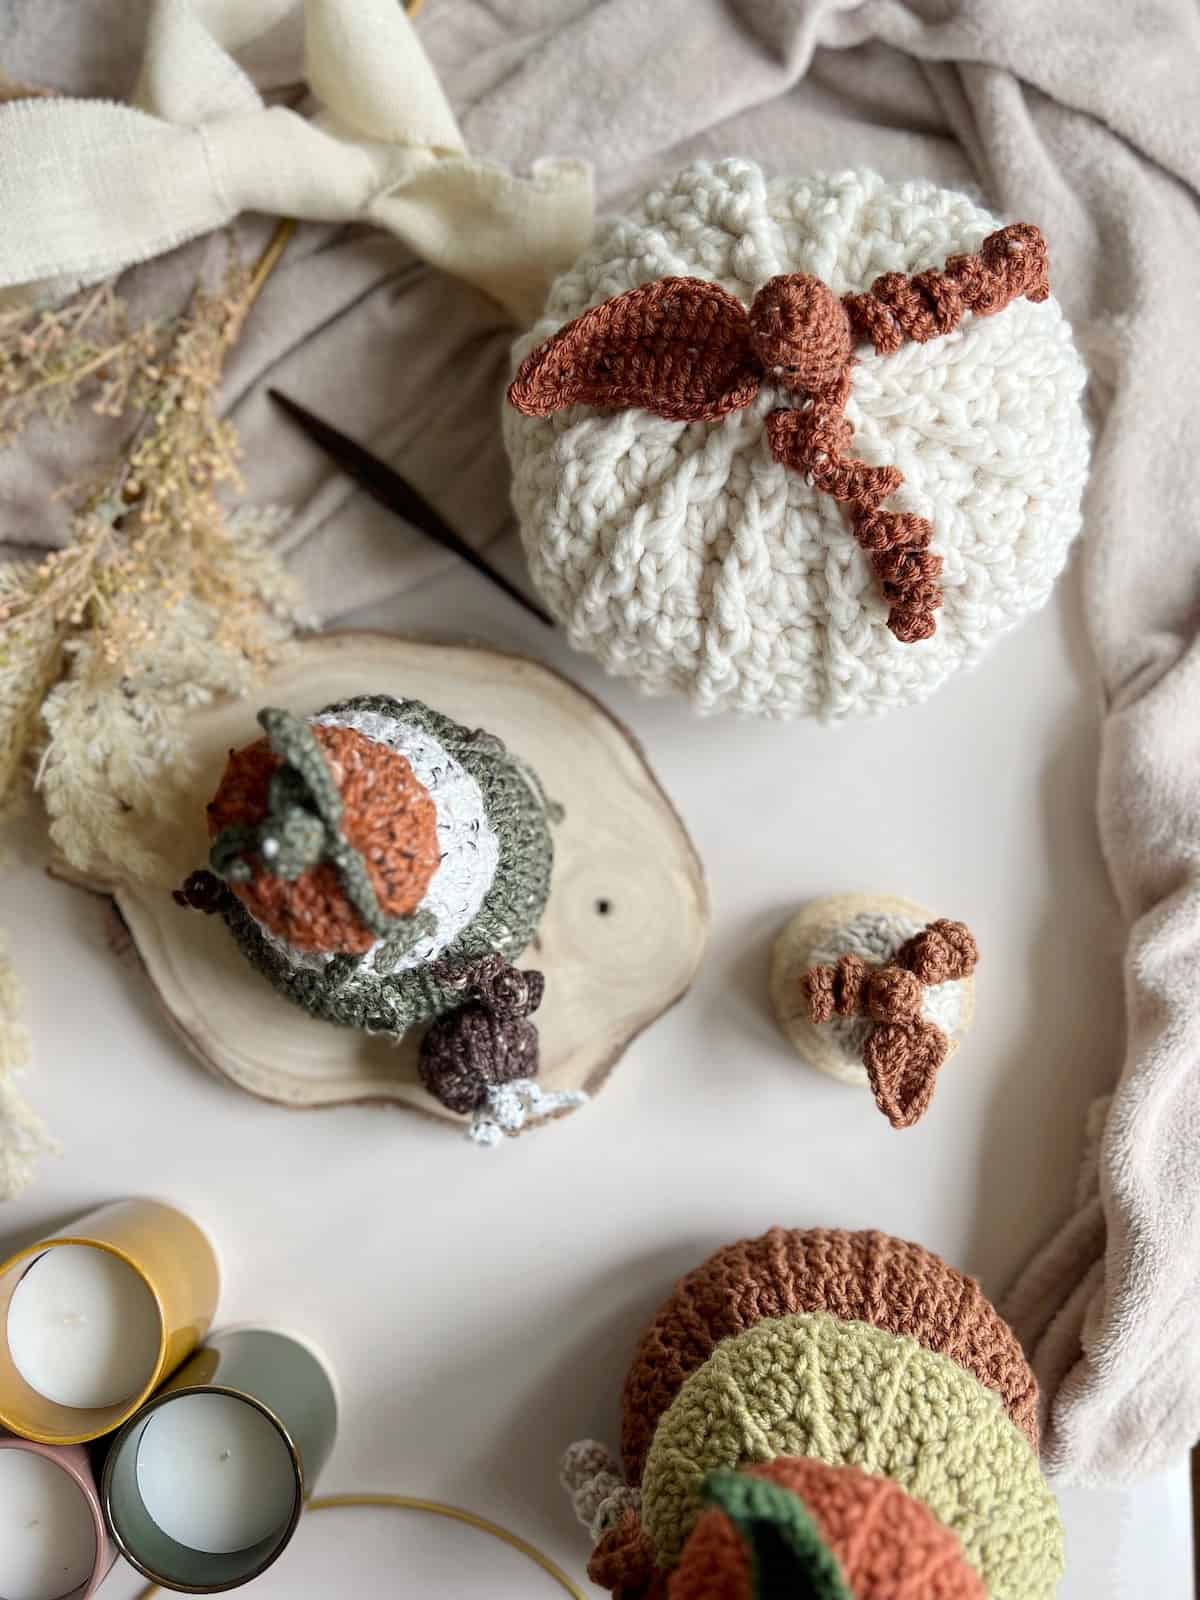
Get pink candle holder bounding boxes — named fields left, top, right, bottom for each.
left=0, top=1429, right=116, bottom=1600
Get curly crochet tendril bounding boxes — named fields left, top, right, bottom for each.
left=509, top=223, right=1049, bottom=644
left=801, top=918, right=979, bottom=1128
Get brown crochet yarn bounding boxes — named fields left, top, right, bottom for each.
left=896, top=918, right=978, bottom=986
left=669, top=1459, right=984, bottom=1600
left=508, top=276, right=761, bottom=424
left=843, top=223, right=1049, bottom=356
left=800, top=918, right=978, bottom=1128
left=206, top=723, right=439, bottom=955
left=863, top=1018, right=948, bottom=1128
left=863, top=964, right=923, bottom=1024
left=747, top=276, right=853, bottom=394
left=590, top=1508, right=665, bottom=1600
left=418, top=955, right=544, bottom=1114
left=619, top=1228, right=1038, bottom=1484
left=802, top=953, right=867, bottom=1023
left=509, top=224, right=1048, bottom=644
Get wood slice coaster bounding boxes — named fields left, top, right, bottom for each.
left=62, top=633, right=709, bottom=1133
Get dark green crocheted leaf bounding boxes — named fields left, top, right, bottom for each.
left=701, top=1470, right=852, bottom=1600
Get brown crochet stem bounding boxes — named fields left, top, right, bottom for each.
left=843, top=223, right=1050, bottom=356
left=508, top=224, right=1048, bottom=643
left=800, top=919, right=978, bottom=1128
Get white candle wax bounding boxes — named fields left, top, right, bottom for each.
left=135, top=1394, right=297, bottom=1555
left=6, top=1247, right=160, bottom=1409
left=0, top=1451, right=96, bottom=1600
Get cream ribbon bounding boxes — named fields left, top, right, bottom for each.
left=0, top=0, right=593, bottom=324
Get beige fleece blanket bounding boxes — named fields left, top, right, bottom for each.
left=3, top=0, right=1200, bottom=1483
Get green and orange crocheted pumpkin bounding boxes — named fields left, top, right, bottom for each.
left=562, top=1228, right=1061, bottom=1600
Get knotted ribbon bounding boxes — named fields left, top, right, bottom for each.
left=0, top=0, right=593, bottom=325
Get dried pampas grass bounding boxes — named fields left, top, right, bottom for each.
left=0, top=229, right=308, bottom=1195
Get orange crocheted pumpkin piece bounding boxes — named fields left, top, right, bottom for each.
left=668, top=1459, right=984, bottom=1600
left=206, top=723, right=439, bottom=955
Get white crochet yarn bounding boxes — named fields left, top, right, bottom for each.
left=468, top=1080, right=589, bottom=1147
left=504, top=160, right=1090, bottom=720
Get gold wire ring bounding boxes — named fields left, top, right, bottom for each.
left=133, top=1492, right=589, bottom=1599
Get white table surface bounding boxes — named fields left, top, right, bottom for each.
left=2, top=537, right=1191, bottom=1597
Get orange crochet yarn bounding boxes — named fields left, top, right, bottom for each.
left=620, top=1228, right=1038, bottom=1483
left=206, top=723, right=439, bottom=955
left=669, top=1459, right=984, bottom=1600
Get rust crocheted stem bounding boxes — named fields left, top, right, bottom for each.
left=799, top=918, right=978, bottom=1128
left=897, top=917, right=979, bottom=984
left=803, top=957, right=923, bottom=1029
left=618, top=1227, right=1039, bottom=1485
left=764, top=371, right=942, bottom=644
left=843, top=223, right=1050, bottom=356
left=508, top=225, right=1049, bottom=645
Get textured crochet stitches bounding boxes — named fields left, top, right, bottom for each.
left=207, top=695, right=555, bottom=1038
left=207, top=720, right=440, bottom=954
left=505, top=160, right=1089, bottom=719
left=510, top=224, right=1049, bottom=644
left=801, top=918, right=979, bottom=1127
left=566, top=1227, right=1060, bottom=1600
left=639, top=1314, right=1062, bottom=1599
left=672, top=1459, right=984, bottom=1599
left=620, top=1227, right=1039, bottom=1485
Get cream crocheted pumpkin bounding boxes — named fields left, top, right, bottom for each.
left=503, top=160, right=1089, bottom=720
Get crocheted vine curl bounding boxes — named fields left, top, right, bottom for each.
left=801, top=918, right=978, bottom=1128
left=509, top=224, right=1049, bottom=643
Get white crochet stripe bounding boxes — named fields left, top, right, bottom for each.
left=504, top=160, right=1090, bottom=721
left=254, top=708, right=499, bottom=974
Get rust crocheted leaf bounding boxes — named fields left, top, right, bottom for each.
left=508, top=277, right=761, bottom=424
left=863, top=1018, right=949, bottom=1130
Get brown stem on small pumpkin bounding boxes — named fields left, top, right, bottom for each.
left=800, top=919, right=977, bottom=1128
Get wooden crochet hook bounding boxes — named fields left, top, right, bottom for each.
left=268, top=389, right=555, bottom=628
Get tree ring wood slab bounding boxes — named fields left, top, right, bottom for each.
left=71, top=633, right=710, bottom=1135
left=770, top=892, right=975, bottom=1088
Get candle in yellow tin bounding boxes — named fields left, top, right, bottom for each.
left=0, top=1200, right=218, bottom=1447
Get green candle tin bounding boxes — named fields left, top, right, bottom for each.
left=101, top=1328, right=337, bottom=1593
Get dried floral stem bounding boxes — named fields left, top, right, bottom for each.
left=247, top=219, right=297, bottom=305
left=1, top=228, right=309, bottom=882
left=0, top=100, right=311, bottom=1199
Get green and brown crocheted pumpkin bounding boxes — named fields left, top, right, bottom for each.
left=562, top=1227, right=1061, bottom=1600
left=177, top=694, right=562, bottom=1137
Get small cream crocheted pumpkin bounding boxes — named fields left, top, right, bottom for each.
left=504, top=159, right=1089, bottom=721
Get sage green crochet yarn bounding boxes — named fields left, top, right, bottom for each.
left=215, top=694, right=555, bottom=1037
left=640, top=1312, right=1063, bottom=1600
